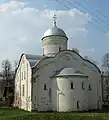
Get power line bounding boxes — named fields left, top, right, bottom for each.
left=55, top=0, right=108, bottom=33
left=62, top=0, right=109, bottom=31
left=63, top=0, right=109, bottom=30
left=83, top=0, right=109, bottom=22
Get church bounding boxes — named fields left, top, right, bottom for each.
left=14, top=15, right=102, bottom=112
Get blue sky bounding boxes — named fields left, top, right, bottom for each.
left=0, top=0, right=109, bottom=68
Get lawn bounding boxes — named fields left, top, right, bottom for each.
left=0, top=108, right=109, bottom=120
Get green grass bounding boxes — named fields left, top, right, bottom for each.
left=0, top=108, right=109, bottom=120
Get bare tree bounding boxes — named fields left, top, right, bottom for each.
left=13, top=60, right=18, bottom=74
left=1, top=59, right=13, bottom=104
left=72, top=48, right=79, bottom=53
left=102, top=53, right=109, bottom=101
left=2, top=59, right=12, bottom=82
left=14, top=60, right=18, bottom=68
left=102, top=53, right=109, bottom=72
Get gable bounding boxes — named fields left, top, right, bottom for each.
left=56, top=50, right=101, bottom=73
left=32, top=50, right=101, bottom=74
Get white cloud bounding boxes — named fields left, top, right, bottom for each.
left=0, top=1, right=89, bottom=64
left=88, top=48, right=95, bottom=53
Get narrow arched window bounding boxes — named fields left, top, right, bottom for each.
left=77, top=100, right=79, bottom=109
left=71, top=82, right=74, bottom=89
left=44, top=84, right=47, bottom=90
left=59, top=46, right=61, bottom=52
left=22, top=84, right=24, bottom=96
left=82, top=82, right=85, bottom=90
left=89, top=84, right=92, bottom=91
left=49, top=88, right=52, bottom=102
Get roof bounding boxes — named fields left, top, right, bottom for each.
left=32, top=50, right=101, bottom=73
left=25, top=54, right=42, bottom=67
left=42, top=25, right=68, bottom=40
left=57, top=68, right=75, bottom=75
left=25, top=54, right=41, bottom=60
left=55, top=68, right=88, bottom=77
left=16, top=50, right=101, bottom=75
left=28, top=59, right=40, bottom=67
left=16, top=53, right=42, bottom=72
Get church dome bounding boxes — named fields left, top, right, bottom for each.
left=43, top=26, right=67, bottom=38
left=42, top=14, right=68, bottom=40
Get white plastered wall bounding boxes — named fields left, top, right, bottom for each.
left=32, top=50, right=102, bottom=111
left=14, top=55, right=32, bottom=111
left=52, top=76, right=88, bottom=112
left=42, top=36, right=67, bottom=57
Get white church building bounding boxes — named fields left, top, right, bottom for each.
left=14, top=15, right=102, bottom=112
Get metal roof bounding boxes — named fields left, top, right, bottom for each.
left=58, top=68, right=75, bottom=75
left=42, top=25, right=67, bottom=40
left=25, top=54, right=41, bottom=60
left=25, top=54, right=42, bottom=67
left=55, top=68, right=88, bottom=77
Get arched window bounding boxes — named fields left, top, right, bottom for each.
left=71, top=82, right=74, bottom=89
left=24, top=71, right=26, bottom=79
left=22, top=84, right=24, bottom=96
left=82, top=82, right=85, bottom=90
left=49, top=88, right=52, bottom=102
left=89, top=84, right=92, bottom=91
left=22, top=72, right=23, bottom=80
left=59, top=46, right=61, bottom=52
left=44, top=84, right=47, bottom=90
left=77, top=100, right=79, bottom=109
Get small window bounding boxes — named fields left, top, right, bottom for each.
left=49, top=88, right=52, bottom=102
left=22, top=84, right=24, bottom=96
left=77, top=100, right=79, bottom=109
left=89, top=84, right=92, bottom=91
left=22, top=72, right=23, bottom=80
left=82, top=82, right=85, bottom=90
left=44, top=84, right=47, bottom=90
left=24, top=71, right=26, bottom=79
left=59, top=46, right=61, bottom=52
left=71, top=83, right=74, bottom=89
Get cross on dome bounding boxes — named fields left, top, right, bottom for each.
left=53, top=14, right=57, bottom=26
left=42, top=14, right=68, bottom=40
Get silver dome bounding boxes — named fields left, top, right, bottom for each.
left=42, top=25, right=67, bottom=39
left=42, top=14, right=68, bottom=40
